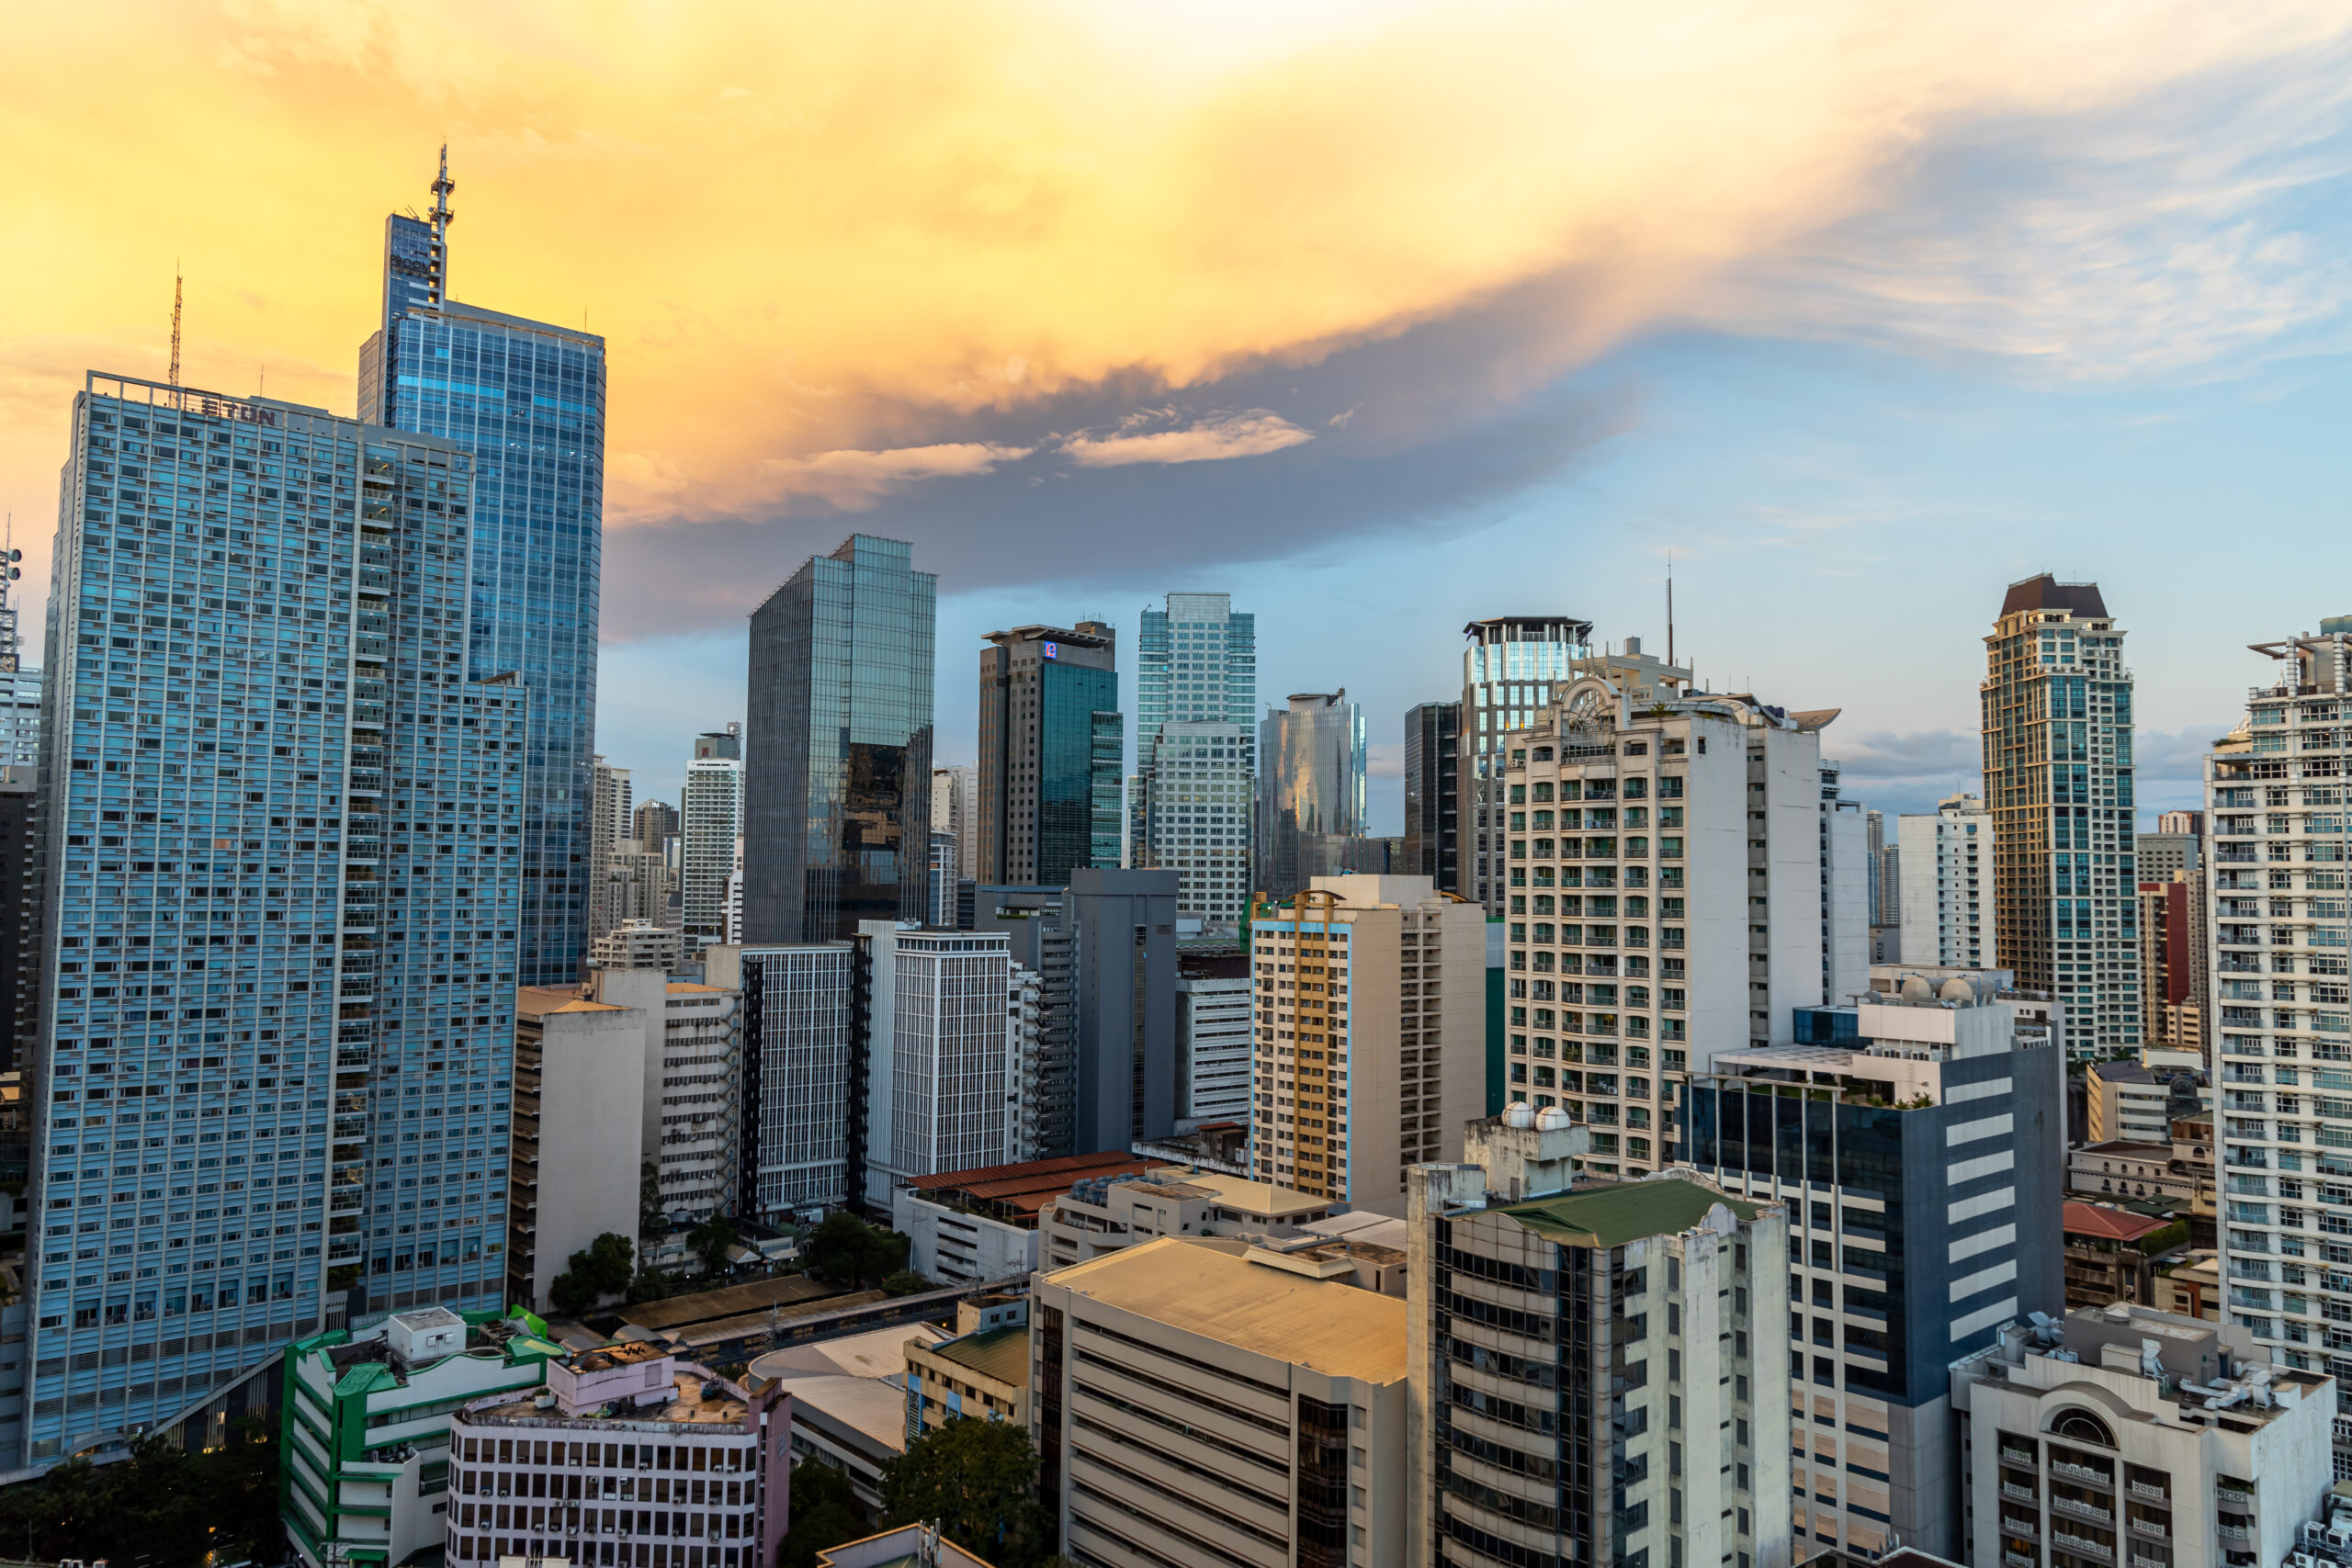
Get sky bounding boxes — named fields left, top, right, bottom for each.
left=6, top=2, right=2352, bottom=832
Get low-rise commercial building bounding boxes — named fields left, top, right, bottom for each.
left=1951, top=1303, right=2336, bottom=1568
left=1033, top=1235, right=1409, bottom=1568
left=2063, top=1201, right=2190, bottom=1310
left=445, top=1337, right=789, bottom=1568
left=1039, top=1166, right=1334, bottom=1271
left=905, top=1296, right=1031, bottom=1439
left=2088, top=1059, right=2190, bottom=1145
left=892, top=1151, right=1166, bottom=1285
left=748, top=1322, right=948, bottom=1514
left=283, top=1307, right=564, bottom=1568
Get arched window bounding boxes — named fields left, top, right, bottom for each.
left=2051, top=1409, right=2116, bottom=1448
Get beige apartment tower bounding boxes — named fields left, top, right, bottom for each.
left=1250, top=874, right=1486, bottom=1203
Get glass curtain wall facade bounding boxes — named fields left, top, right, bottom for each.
left=1462, top=617, right=1592, bottom=915
left=743, top=536, right=936, bottom=943
left=1982, top=576, right=2141, bottom=1055
left=1403, top=700, right=1461, bottom=893
left=1133, top=593, right=1255, bottom=925
left=733, top=943, right=856, bottom=1222
left=24, top=375, right=525, bottom=1466
left=977, top=623, right=1121, bottom=889
left=358, top=157, right=605, bottom=987
left=1256, top=691, right=1368, bottom=899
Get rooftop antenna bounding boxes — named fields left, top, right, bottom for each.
left=1666, top=552, right=1676, bottom=674
left=1, top=513, right=18, bottom=676
left=168, top=264, right=183, bottom=389
left=429, top=142, right=456, bottom=301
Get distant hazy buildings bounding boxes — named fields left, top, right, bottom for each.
left=744, top=535, right=936, bottom=943
left=682, top=724, right=743, bottom=945
left=977, top=622, right=1122, bottom=887
left=1132, top=592, right=1255, bottom=926
left=1257, top=690, right=1369, bottom=899
left=1819, top=758, right=1871, bottom=1003
left=931, top=763, right=977, bottom=894
left=1461, top=616, right=1592, bottom=915
left=1402, top=700, right=1461, bottom=893
left=1983, top=574, right=2142, bottom=1055
left=2139, top=871, right=2210, bottom=1055
left=1898, top=793, right=1993, bottom=968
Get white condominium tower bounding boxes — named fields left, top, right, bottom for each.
left=1982, top=574, right=2142, bottom=1055
left=1899, top=793, right=1993, bottom=968
left=1461, top=616, right=1593, bottom=915
left=2207, top=614, right=2352, bottom=1474
left=681, top=723, right=742, bottom=943
left=1134, top=592, right=1255, bottom=926
left=1498, top=650, right=1830, bottom=1178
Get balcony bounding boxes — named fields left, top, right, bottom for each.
left=2002, top=1447, right=2038, bottom=1468
left=2005, top=1483, right=2040, bottom=1503
left=2129, top=1482, right=2169, bottom=1504
left=2215, top=1487, right=2254, bottom=1509
left=2053, top=1497, right=2114, bottom=1526
left=2052, top=1461, right=2113, bottom=1487
left=2052, top=1534, right=2112, bottom=1562
left=2005, top=1554, right=2039, bottom=1568
left=2128, top=1517, right=2166, bottom=1540
left=2218, top=1524, right=2253, bottom=1544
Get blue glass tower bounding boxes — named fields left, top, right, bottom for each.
left=22, top=374, right=524, bottom=1466
left=359, top=149, right=605, bottom=987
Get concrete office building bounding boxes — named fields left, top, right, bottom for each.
left=2137, top=830, right=2199, bottom=880
left=0, top=671, right=37, bottom=773
left=711, top=942, right=857, bottom=1223
left=587, top=757, right=634, bottom=949
left=1950, top=1304, right=2335, bottom=1568
left=1496, top=663, right=1832, bottom=1176
left=1404, top=1120, right=1794, bottom=1568
left=1259, top=691, right=1370, bottom=899
left=507, top=988, right=648, bottom=1311
left=588, top=919, right=681, bottom=975
left=744, top=535, right=935, bottom=944
left=1404, top=701, right=1463, bottom=894
left=1460, top=615, right=1596, bottom=915
left=905, top=1296, right=1030, bottom=1438
left=858, top=924, right=1015, bottom=1211
left=2139, top=870, right=2211, bottom=1055
left=892, top=1150, right=1167, bottom=1285
left=2087, top=1059, right=2188, bottom=1145
left=1132, top=592, right=1257, bottom=927
left=1038, top=1166, right=1340, bottom=1272
left=586, top=964, right=744, bottom=1229
left=2205, top=615, right=2352, bottom=1457
left=283, top=1306, right=561, bottom=1568
left=1, top=766, right=37, bottom=1071
left=1983, top=574, right=2143, bottom=1055
left=1819, top=759, right=1871, bottom=1004
left=361, top=150, right=605, bottom=989
left=932, top=764, right=978, bottom=900
left=977, top=623, right=1122, bottom=888
left=973, top=884, right=1077, bottom=1160
left=1896, top=793, right=1992, bottom=971
left=681, top=726, right=743, bottom=945
left=1178, top=947, right=1253, bottom=1122
left=1031, top=1235, right=1409, bottom=1568
left=24, top=375, right=526, bottom=1466
left=444, top=1337, right=788, bottom=1568
left=1250, top=874, right=1487, bottom=1203
left=1868, top=808, right=1902, bottom=965
left=1682, top=976, right=2067, bottom=1560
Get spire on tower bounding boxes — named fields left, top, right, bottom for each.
left=168, top=265, right=182, bottom=389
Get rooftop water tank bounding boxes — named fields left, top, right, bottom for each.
left=1505, top=1101, right=1535, bottom=1129
left=1535, top=1106, right=1573, bottom=1131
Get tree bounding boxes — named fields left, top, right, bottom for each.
left=687, top=1214, right=740, bottom=1276
left=0, top=1416, right=280, bottom=1565
left=778, top=1458, right=871, bottom=1568
left=805, top=1211, right=907, bottom=1289
left=627, top=1265, right=672, bottom=1304
left=881, top=1269, right=936, bottom=1298
left=640, top=1157, right=666, bottom=1238
left=882, top=1416, right=1056, bottom=1568
left=548, top=1230, right=635, bottom=1314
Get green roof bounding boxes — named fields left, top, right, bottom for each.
left=933, top=1325, right=1029, bottom=1387
left=1498, top=1179, right=1759, bottom=1248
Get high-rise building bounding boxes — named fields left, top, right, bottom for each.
left=2157, top=808, right=2205, bottom=837
left=1133, top=592, right=1256, bottom=926
left=1404, top=1124, right=1792, bottom=1568
left=505, top=987, right=647, bottom=1311
left=1683, top=977, right=2067, bottom=1559
left=360, top=148, right=605, bottom=988
left=587, top=966, right=743, bottom=1228
left=1403, top=701, right=1462, bottom=894
left=2206, top=615, right=2352, bottom=1436
left=931, top=763, right=978, bottom=895
left=682, top=725, right=742, bottom=943
left=584, top=755, right=633, bottom=950
left=710, top=942, right=856, bottom=1223
left=1818, top=759, right=1871, bottom=1004
left=2136, top=829, right=2199, bottom=880
left=973, top=884, right=1078, bottom=1159
left=1498, top=659, right=1829, bottom=1177
left=976, top=623, right=1122, bottom=887
left=23, top=374, right=527, bottom=1465
left=1983, top=574, right=2142, bottom=1055
left=926, top=829, right=958, bottom=928
left=1898, top=793, right=1993, bottom=968
left=1257, top=690, right=1368, bottom=899
left=743, top=535, right=935, bottom=944
left=1250, top=874, right=1486, bottom=1203
left=1461, top=616, right=1599, bottom=915
left=2, top=768, right=36, bottom=1071
left=2139, top=871, right=2210, bottom=1056
left=857, top=923, right=1016, bottom=1210
left=1866, top=807, right=1902, bottom=964
left=1176, top=948, right=1251, bottom=1122
left=633, top=798, right=680, bottom=852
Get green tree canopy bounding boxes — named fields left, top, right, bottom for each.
left=777, top=1458, right=871, bottom=1568
left=548, top=1229, right=635, bottom=1314
left=804, top=1211, right=910, bottom=1289
left=881, top=1416, right=1056, bottom=1568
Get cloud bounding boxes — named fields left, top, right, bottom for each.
left=754, top=441, right=1032, bottom=509
left=1062, top=410, right=1311, bottom=468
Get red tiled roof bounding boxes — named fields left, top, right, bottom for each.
left=2064, top=1201, right=2171, bottom=1243
left=905, top=1150, right=1168, bottom=1212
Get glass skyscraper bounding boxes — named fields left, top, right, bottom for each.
left=1461, top=615, right=1592, bottom=914
left=976, top=622, right=1122, bottom=887
left=358, top=150, right=605, bottom=987
left=22, top=373, right=525, bottom=1466
left=1132, top=592, right=1255, bottom=926
left=742, top=535, right=936, bottom=943
left=1255, top=690, right=1369, bottom=897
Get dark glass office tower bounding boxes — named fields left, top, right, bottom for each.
left=358, top=149, right=605, bottom=987
left=1403, top=700, right=1461, bottom=892
left=977, top=623, right=1121, bottom=888
left=743, top=536, right=936, bottom=942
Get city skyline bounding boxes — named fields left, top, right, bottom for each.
left=8, top=9, right=2352, bottom=839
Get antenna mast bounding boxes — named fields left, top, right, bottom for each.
left=430, top=142, right=457, bottom=301
left=1666, top=552, right=1675, bottom=674
left=0, top=513, right=20, bottom=676
left=168, top=265, right=183, bottom=390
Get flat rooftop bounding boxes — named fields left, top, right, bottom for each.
left=929, top=1325, right=1029, bottom=1388
left=1046, top=1236, right=1406, bottom=1385
left=1498, top=1178, right=1761, bottom=1248
left=469, top=1370, right=747, bottom=1427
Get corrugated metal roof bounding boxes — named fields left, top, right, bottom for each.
left=1497, top=1179, right=1761, bottom=1248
